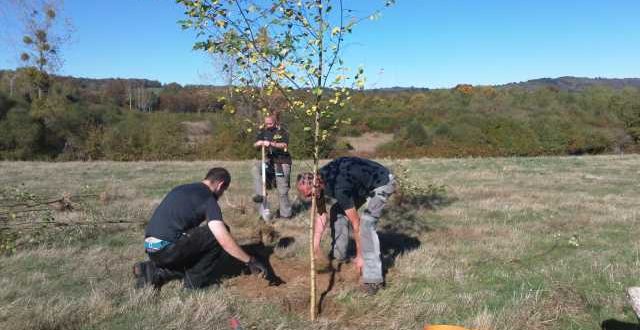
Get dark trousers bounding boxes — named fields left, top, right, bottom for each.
left=147, top=225, right=223, bottom=289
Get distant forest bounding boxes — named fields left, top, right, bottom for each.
left=1, top=69, right=640, bottom=160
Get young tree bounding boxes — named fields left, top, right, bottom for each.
left=13, top=0, right=72, bottom=99
left=176, top=0, right=393, bottom=319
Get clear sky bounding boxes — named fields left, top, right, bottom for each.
left=0, top=0, right=638, bottom=88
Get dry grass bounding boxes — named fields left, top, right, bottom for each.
left=1, top=155, right=640, bottom=329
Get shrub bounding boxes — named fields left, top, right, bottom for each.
left=0, top=107, right=43, bottom=159
left=480, top=117, right=541, bottom=156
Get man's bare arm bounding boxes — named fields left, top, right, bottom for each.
left=208, top=220, right=251, bottom=263
left=343, top=207, right=364, bottom=271
left=313, top=212, right=328, bottom=255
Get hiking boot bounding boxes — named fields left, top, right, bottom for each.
left=133, top=261, right=167, bottom=290
left=275, top=209, right=292, bottom=220
left=361, top=283, right=384, bottom=296
left=261, top=209, right=272, bottom=222
left=252, top=195, right=264, bottom=203
left=133, top=261, right=151, bottom=289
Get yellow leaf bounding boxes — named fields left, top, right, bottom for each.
left=215, top=20, right=227, bottom=28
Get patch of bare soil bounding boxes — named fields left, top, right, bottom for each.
left=181, top=121, right=212, bottom=146
left=216, top=220, right=421, bottom=320
left=226, top=256, right=360, bottom=318
left=341, top=132, right=394, bottom=156
left=208, top=225, right=361, bottom=320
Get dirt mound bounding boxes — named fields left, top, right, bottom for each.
left=226, top=257, right=360, bottom=318
left=211, top=235, right=361, bottom=320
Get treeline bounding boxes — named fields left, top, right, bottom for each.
left=346, top=84, right=640, bottom=157
left=1, top=69, right=639, bottom=160
left=0, top=69, right=323, bottom=160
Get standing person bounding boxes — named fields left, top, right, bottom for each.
left=252, top=113, right=292, bottom=221
left=296, top=157, right=396, bottom=295
left=133, top=167, right=267, bottom=290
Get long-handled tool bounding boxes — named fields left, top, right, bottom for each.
left=261, top=145, right=270, bottom=220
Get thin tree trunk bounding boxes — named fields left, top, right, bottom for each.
left=128, top=84, right=132, bottom=110
left=309, top=162, right=318, bottom=321
left=9, top=74, right=15, bottom=97
left=261, top=145, right=267, bottom=215
left=309, top=0, right=324, bottom=321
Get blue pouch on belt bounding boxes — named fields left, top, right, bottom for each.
left=144, top=239, right=172, bottom=252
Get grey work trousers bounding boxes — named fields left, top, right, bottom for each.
left=252, top=162, right=292, bottom=218
left=330, top=174, right=396, bottom=284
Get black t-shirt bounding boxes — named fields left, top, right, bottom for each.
left=319, top=157, right=390, bottom=210
left=256, top=126, right=292, bottom=164
left=145, top=182, right=224, bottom=242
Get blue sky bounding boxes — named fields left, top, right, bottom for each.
left=0, top=0, right=638, bottom=88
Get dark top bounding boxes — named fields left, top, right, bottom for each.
left=256, top=126, right=292, bottom=164
left=145, top=182, right=224, bottom=242
left=319, top=157, right=390, bottom=210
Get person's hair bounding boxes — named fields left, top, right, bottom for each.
left=296, top=172, right=315, bottom=186
left=204, top=167, right=231, bottom=188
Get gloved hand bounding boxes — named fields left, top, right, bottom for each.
left=246, top=256, right=268, bottom=277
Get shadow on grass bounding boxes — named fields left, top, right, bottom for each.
left=316, top=194, right=454, bottom=315
left=602, top=319, right=640, bottom=330
left=393, top=192, right=457, bottom=211
left=379, top=231, right=421, bottom=276
left=316, top=230, right=423, bottom=315
left=318, top=261, right=342, bottom=315
left=207, top=238, right=292, bottom=287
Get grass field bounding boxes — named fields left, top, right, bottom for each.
left=1, top=155, right=640, bottom=330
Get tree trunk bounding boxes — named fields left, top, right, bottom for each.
left=309, top=0, right=324, bottom=321
left=9, top=74, right=15, bottom=97
left=309, top=163, right=318, bottom=321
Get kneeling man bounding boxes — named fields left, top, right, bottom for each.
left=133, top=167, right=267, bottom=290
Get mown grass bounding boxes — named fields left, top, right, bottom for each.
left=1, top=155, right=639, bottom=329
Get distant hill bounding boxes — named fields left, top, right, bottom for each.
left=0, top=69, right=164, bottom=89
left=3, top=69, right=639, bottom=92
left=358, top=77, right=640, bottom=93
left=500, top=76, right=640, bottom=91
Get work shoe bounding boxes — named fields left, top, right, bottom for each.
left=133, top=261, right=152, bottom=289
left=361, top=283, right=384, bottom=296
left=260, top=209, right=272, bottom=222
left=134, top=261, right=176, bottom=290
left=252, top=195, right=264, bottom=203
left=275, top=209, right=292, bottom=220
